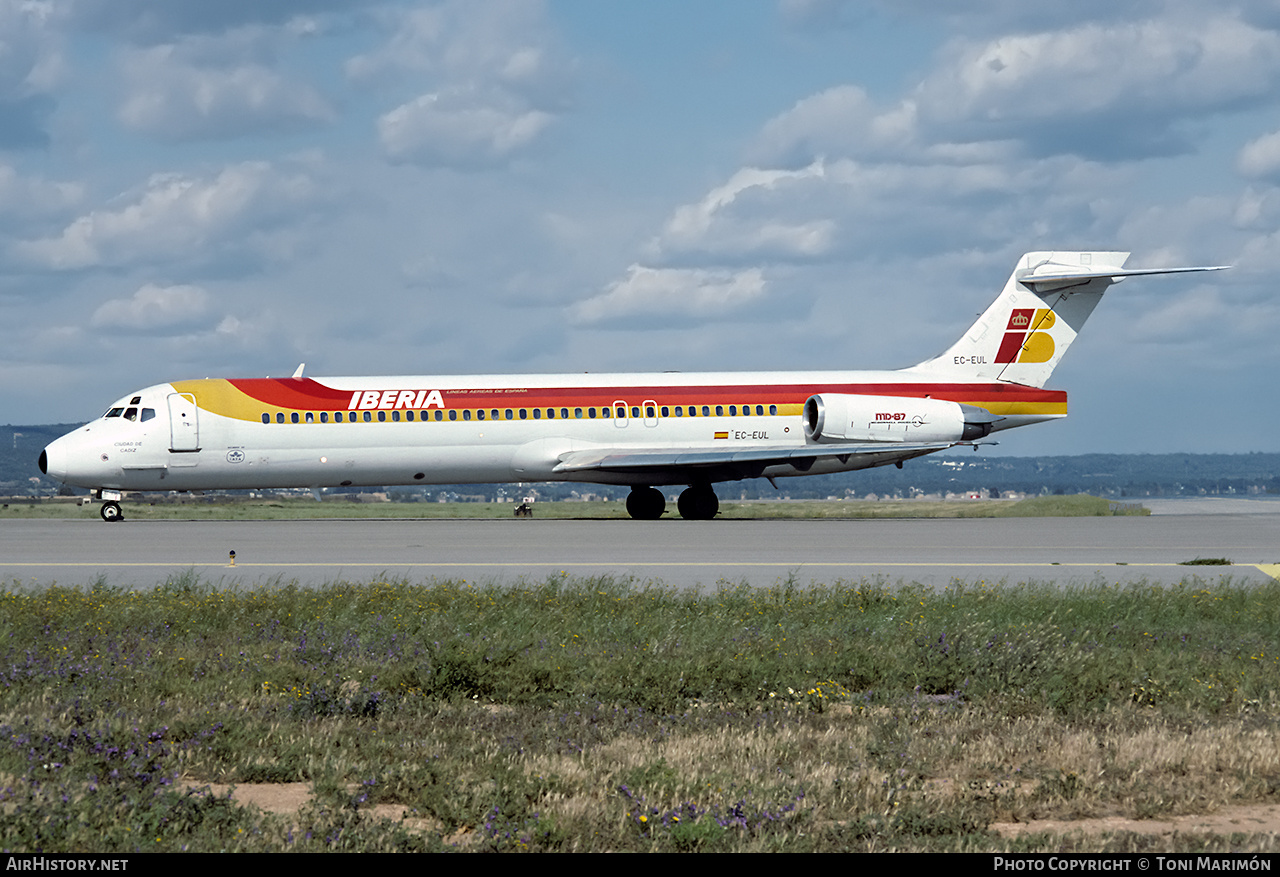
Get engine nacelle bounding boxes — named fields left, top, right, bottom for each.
left=802, top=393, right=1000, bottom=443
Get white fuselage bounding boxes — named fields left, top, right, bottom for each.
left=39, top=368, right=1064, bottom=493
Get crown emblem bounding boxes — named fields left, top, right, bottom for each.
left=1009, top=314, right=1029, bottom=328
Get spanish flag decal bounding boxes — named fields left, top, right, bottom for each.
left=713, top=431, right=729, bottom=440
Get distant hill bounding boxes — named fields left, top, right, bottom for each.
left=1, top=424, right=81, bottom=494
left=4, top=423, right=1277, bottom=501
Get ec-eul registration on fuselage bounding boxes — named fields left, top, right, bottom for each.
left=40, top=251, right=1226, bottom=521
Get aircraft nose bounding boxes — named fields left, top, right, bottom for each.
left=40, top=440, right=69, bottom=483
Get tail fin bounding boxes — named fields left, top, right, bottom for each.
left=908, top=251, right=1228, bottom=388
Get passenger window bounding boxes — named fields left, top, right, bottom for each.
left=404, top=411, right=412, bottom=422
left=262, top=413, right=270, bottom=424
left=728, top=406, right=736, bottom=416
left=576, top=408, right=583, bottom=418
left=589, top=408, right=597, bottom=419
left=376, top=411, right=384, bottom=422
left=505, top=409, right=513, bottom=420
left=363, top=411, right=372, bottom=422
left=660, top=406, right=668, bottom=417
left=716, top=406, right=723, bottom=416
left=306, top=412, right=315, bottom=423
left=769, top=404, right=777, bottom=415
left=702, top=406, right=710, bottom=417
left=392, top=411, right=401, bottom=422
left=519, top=409, right=527, bottom=419
left=277, top=413, right=285, bottom=424
left=449, top=410, right=457, bottom=421
left=336, top=412, right=344, bottom=422
left=647, top=406, right=656, bottom=418
left=463, top=410, right=470, bottom=421
left=435, top=410, right=443, bottom=421
left=533, top=409, right=541, bottom=419
left=561, top=408, right=569, bottom=419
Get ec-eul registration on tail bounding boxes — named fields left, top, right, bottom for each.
left=40, top=251, right=1227, bottom=521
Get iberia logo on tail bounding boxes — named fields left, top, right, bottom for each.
left=995, top=308, right=1056, bottom=364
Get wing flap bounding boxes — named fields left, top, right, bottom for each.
left=553, top=441, right=970, bottom=476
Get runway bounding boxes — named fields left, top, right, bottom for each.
left=3, top=510, right=1278, bottom=591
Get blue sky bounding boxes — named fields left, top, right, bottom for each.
left=2, top=0, right=1275, bottom=455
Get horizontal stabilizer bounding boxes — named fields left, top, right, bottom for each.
left=1017, top=263, right=1229, bottom=289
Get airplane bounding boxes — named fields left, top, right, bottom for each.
left=39, top=250, right=1226, bottom=522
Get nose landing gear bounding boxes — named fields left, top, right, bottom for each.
left=100, top=500, right=124, bottom=522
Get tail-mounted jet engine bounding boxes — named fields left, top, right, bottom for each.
left=802, top=394, right=1000, bottom=443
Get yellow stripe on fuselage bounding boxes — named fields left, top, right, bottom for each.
left=170, top=380, right=265, bottom=422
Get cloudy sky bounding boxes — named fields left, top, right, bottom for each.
left=3, top=0, right=1276, bottom=455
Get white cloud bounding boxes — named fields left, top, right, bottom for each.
left=378, top=88, right=553, bottom=168
left=350, top=0, right=571, bottom=169
left=571, top=265, right=768, bottom=327
left=1238, top=129, right=1280, bottom=179
left=755, top=15, right=1280, bottom=167
left=0, top=0, right=62, bottom=148
left=15, top=161, right=319, bottom=270
left=0, top=164, right=83, bottom=227
left=654, top=162, right=833, bottom=260
left=917, top=16, right=1280, bottom=159
left=118, top=41, right=336, bottom=141
left=90, top=283, right=211, bottom=331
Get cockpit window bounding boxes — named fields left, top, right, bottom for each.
left=124, top=408, right=138, bottom=421
left=105, top=407, right=124, bottom=418
left=141, top=408, right=155, bottom=422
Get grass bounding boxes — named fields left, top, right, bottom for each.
left=1, top=492, right=1147, bottom=521
left=2, top=573, right=1277, bottom=852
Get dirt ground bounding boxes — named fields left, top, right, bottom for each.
left=196, top=780, right=1280, bottom=845
left=990, top=804, right=1280, bottom=840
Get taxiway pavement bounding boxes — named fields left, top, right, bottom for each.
left=3, top=511, right=1277, bottom=591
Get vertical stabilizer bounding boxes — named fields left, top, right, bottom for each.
left=909, top=251, right=1158, bottom=388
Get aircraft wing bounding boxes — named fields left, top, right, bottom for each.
left=552, top=440, right=973, bottom=483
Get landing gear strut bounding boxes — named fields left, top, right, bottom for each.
left=625, top=486, right=665, bottom=520
left=677, top=485, right=719, bottom=520
left=100, top=501, right=124, bottom=522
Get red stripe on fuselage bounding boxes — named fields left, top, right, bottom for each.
left=226, top=378, right=1063, bottom=411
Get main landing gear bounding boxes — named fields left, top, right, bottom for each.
left=625, top=486, right=665, bottom=520
left=677, top=485, right=719, bottom=520
left=625, top=485, right=720, bottom=520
